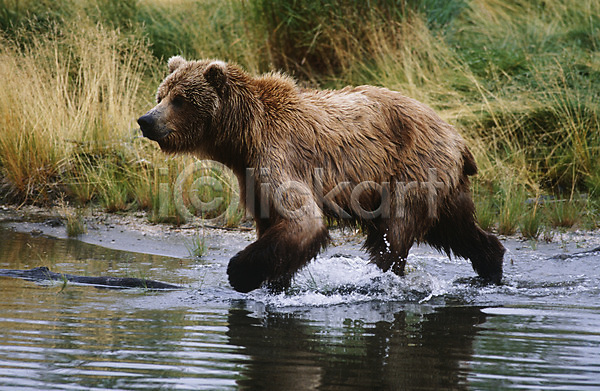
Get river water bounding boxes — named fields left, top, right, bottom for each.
left=1, top=215, right=600, bottom=390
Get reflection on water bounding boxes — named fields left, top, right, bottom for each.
left=228, top=305, right=486, bottom=390
left=1, top=226, right=600, bottom=390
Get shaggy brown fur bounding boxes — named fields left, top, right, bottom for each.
left=138, top=56, right=505, bottom=293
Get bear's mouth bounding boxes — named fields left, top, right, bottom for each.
left=156, top=132, right=179, bottom=151
left=137, top=113, right=172, bottom=142
left=141, top=127, right=171, bottom=142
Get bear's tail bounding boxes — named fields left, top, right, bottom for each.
left=462, top=147, right=478, bottom=177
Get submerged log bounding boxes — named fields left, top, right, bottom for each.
left=0, top=266, right=182, bottom=290
left=549, top=246, right=600, bottom=260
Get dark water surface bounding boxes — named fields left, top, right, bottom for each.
left=1, top=223, right=600, bottom=390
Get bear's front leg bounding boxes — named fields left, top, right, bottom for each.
left=227, top=218, right=329, bottom=293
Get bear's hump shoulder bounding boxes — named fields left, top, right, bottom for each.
left=255, top=71, right=297, bottom=89
left=253, top=72, right=300, bottom=102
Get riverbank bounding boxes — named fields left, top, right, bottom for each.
left=0, top=204, right=256, bottom=259
left=2, top=204, right=600, bottom=266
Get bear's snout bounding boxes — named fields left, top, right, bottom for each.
left=138, top=113, right=170, bottom=141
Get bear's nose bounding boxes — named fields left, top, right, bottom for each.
left=137, top=114, right=154, bottom=133
left=138, top=113, right=171, bottom=141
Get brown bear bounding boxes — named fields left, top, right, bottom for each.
left=138, top=56, right=505, bottom=293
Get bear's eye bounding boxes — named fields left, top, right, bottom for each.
left=171, top=95, right=185, bottom=107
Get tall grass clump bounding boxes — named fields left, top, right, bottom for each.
left=0, top=18, right=155, bottom=203
left=451, top=0, right=600, bottom=195
left=246, top=0, right=466, bottom=83
left=0, top=35, right=64, bottom=202
left=137, top=0, right=264, bottom=72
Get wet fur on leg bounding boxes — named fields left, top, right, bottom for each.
left=425, top=191, right=505, bottom=284
left=363, top=221, right=411, bottom=276
left=227, top=220, right=330, bottom=293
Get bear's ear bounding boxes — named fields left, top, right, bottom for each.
left=204, top=61, right=228, bottom=96
left=168, top=55, right=186, bottom=74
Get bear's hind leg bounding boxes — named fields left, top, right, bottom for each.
left=425, top=192, right=505, bottom=284
left=227, top=218, right=329, bottom=293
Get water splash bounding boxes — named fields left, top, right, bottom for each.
left=247, top=254, right=453, bottom=307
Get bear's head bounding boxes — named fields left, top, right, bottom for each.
left=137, top=56, right=242, bottom=154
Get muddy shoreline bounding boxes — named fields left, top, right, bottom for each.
left=2, top=203, right=600, bottom=262
left=0, top=204, right=262, bottom=259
